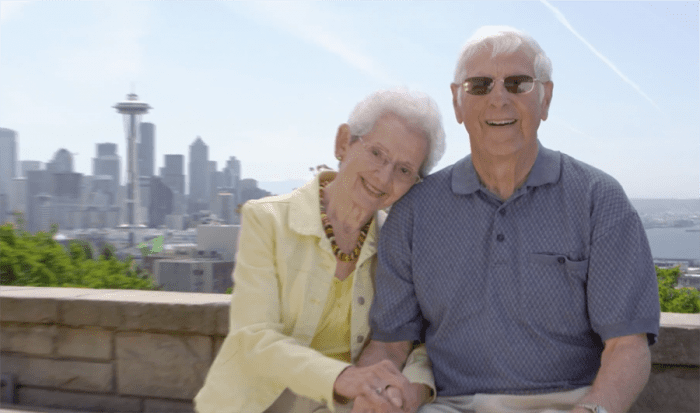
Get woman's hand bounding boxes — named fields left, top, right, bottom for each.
left=350, top=382, right=431, bottom=413
left=334, top=360, right=411, bottom=407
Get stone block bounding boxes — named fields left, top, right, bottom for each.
left=0, top=323, right=56, bottom=355
left=145, top=398, right=195, bottom=412
left=116, top=332, right=211, bottom=399
left=651, top=324, right=700, bottom=366
left=215, top=303, right=229, bottom=336
left=0, top=297, right=58, bottom=323
left=17, top=387, right=141, bottom=412
left=60, top=299, right=123, bottom=328
left=120, top=302, right=218, bottom=335
left=1, top=354, right=112, bottom=392
left=631, top=364, right=700, bottom=412
left=56, top=327, right=112, bottom=360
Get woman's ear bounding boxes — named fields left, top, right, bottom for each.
left=335, top=123, right=351, bottom=160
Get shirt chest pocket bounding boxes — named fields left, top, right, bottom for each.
left=521, top=253, right=591, bottom=338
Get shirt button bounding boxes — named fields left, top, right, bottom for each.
left=558, top=257, right=566, bottom=264
left=357, top=335, right=364, bottom=343
left=358, top=296, right=365, bottom=305
left=496, top=234, right=505, bottom=242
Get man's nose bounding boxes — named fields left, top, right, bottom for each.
left=488, top=80, right=510, bottom=106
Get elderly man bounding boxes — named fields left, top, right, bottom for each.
left=357, top=26, right=660, bottom=413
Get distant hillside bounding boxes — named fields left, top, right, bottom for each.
left=257, top=180, right=308, bottom=196
left=630, top=199, right=700, bottom=215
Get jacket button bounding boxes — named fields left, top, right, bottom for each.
left=358, top=297, right=365, bottom=305
left=357, top=335, right=364, bottom=343
left=496, top=234, right=505, bottom=242
left=558, top=256, right=566, bottom=264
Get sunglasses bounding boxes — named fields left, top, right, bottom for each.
left=462, top=75, right=540, bottom=96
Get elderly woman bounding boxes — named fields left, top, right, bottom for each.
left=194, top=88, right=446, bottom=413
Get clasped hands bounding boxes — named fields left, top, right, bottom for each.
left=333, top=360, right=427, bottom=413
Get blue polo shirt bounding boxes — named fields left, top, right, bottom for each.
left=370, top=142, right=660, bottom=396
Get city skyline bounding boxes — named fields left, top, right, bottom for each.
left=1, top=1, right=698, bottom=198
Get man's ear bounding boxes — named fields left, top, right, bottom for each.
left=540, top=81, right=554, bottom=121
left=335, top=123, right=351, bottom=160
left=450, top=83, right=464, bottom=125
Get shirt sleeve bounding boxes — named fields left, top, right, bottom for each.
left=402, top=344, right=436, bottom=403
left=587, top=182, right=661, bottom=345
left=370, top=195, right=425, bottom=343
left=229, top=202, right=350, bottom=409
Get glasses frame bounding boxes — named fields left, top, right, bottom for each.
left=355, top=136, right=423, bottom=185
left=461, top=75, right=542, bottom=96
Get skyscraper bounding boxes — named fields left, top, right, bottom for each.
left=188, top=137, right=208, bottom=211
left=139, top=122, right=155, bottom=178
left=93, top=143, right=121, bottom=189
left=0, top=128, right=18, bottom=200
left=161, top=154, right=185, bottom=195
left=47, top=149, right=74, bottom=173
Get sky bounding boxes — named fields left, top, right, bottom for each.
left=1, top=0, right=698, bottom=199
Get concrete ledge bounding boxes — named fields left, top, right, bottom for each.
left=0, top=287, right=230, bottom=336
left=1, top=286, right=698, bottom=413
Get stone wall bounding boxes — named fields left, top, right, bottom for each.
left=1, top=287, right=698, bottom=413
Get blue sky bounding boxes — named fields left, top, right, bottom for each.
left=1, top=1, right=698, bottom=198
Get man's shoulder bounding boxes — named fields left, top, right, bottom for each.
left=410, top=162, right=458, bottom=196
left=557, top=152, right=634, bottom=216
left=559, top=152, right=625, bottom=194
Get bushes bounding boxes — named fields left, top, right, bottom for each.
left=0, top=223, right=156, bottom=290
left=657, top=266, right=700, bottom=314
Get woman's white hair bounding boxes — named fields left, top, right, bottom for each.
left=453, top=26, right=553, bottom=102
left=346, top=88, right=446, bottom=177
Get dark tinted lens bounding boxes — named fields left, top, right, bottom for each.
left=504, top=75, right=535, bottom=94
left=465, top=77, right=493, bottom=95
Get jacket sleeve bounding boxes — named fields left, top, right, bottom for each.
left=402, top=344, right=436, bottom=402
left=228, top=202, right=350, bottom=409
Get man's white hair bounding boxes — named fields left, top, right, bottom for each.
left=453, top=26, right=553, bottom=103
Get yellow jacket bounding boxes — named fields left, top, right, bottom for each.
left=194, top=171, right=434, bottom=413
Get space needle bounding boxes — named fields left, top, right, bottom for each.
left=114, top=93, right=151, bottom=247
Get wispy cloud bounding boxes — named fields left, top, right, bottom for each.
left=539, top=0, right=662, bottom=112
left=51, top=2, right=150, bottom=83
left=229, top=2, right=393, bottom=84
left=0, top=0, right=31, bottom=23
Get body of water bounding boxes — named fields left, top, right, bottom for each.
left=644, top=225, right=700, bottom=260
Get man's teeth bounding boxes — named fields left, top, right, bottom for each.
left=486, top=120, right=516, bottom=126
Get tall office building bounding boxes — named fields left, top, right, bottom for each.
left=0, top=128, right=17, bottom=202
left=51, top=172, right=82, bottom=231
left=139, top=122, right=155, bottom=178
left=161, top=154, right=185, bottom=195
left=93, top=143, right=121, bottom=190
left=188, top=137, right=208, bottom=211
left=223, top=156, right=241, bottom=205
left=21, top=161, right=43, bottom=178
left=26, top=170, right=52, bottom=233
left=47, top=149, right=73, bottom=173
left=149, top=176, right=173, bottom=228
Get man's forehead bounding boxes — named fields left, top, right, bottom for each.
left=465, top=48, right=535, bottom=76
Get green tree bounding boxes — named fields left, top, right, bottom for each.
left=656, top=266, right=700, bottom=314
left=0, top=223, right=156, bottom=290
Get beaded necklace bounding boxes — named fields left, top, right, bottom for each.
left=319, top=180, right=373, bottom=262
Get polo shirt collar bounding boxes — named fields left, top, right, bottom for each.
left=451, top=140, right=561, bottom=195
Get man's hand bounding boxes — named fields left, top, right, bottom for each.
left=351, top=383, right=431, bottom=413
left=334, top=361, right=412, bottom=408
